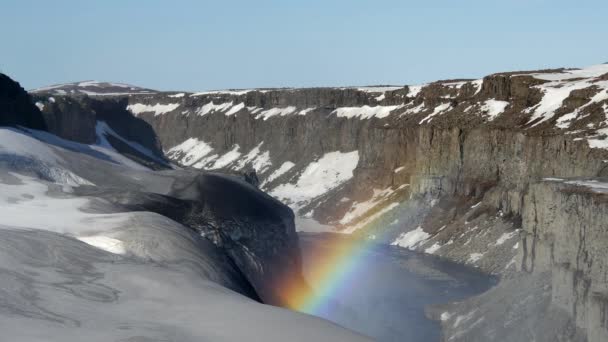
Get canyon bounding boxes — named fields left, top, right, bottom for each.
left=2, top=62, right=608, bottom=341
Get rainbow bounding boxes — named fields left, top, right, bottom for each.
left=278, top=233, right=378, bottom=315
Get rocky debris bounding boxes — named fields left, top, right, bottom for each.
left=0, top=73, right=46, bottom=130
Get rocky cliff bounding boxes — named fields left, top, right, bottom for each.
left=32, top=63, right=608, bottom=341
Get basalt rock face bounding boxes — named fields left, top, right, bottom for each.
left=0, top=73, right=46, bottom=130
left=33, top=64, right=608, bottom=341
left=519, top=181, right=608, bottom=342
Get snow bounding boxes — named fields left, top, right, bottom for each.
left=401, top=103, right=426, bottom=116
left=270, top=151, right=359, bottom=209
left=481, top=99, right=509, bottom=120
left=419, top=103, right=452, bottom=124
left=342, top=202, right=400, bottom=234
left=332, top=105, right=402, bottom=120
left=468, top=253, right=484, bottom=263
left=234, top=142, right=272, bottom=172
left=225, top=102, right=246, bottom=116
left=407, top=85, right=424, bottom=97
left=255, top=106, right=297, bottom=120
left=375, top=94, right=386, bottom=101
left=471, top=79, right=484, bottom=95
left=587, top=128, right=608, bottom=149
left=210, top=145, right=242, bottom=169
left=530, top=64, right=608, bottom=81
left=424, top=242, right=442, bottom=254
left=168, top=93, right=185, bottom=98
left=191, top=89, right=262, bottom=96
left=340, top=187, right=400, bottom=226
left=166, top=138, right=214, bottom=166
left=391, top=226, right=430, bottom=249
left=441, top=312, right=453, bottom=321
left=526, top=80, right=594, bottom=126
left=357, top=86, right=402, bottom=93
left=0, top=174, right=368, bottom=342
left=564, top=179, right=608, bottom=193
left=35, top=102, right=44, bottom=111
left=394, top=166, right=405, bottom=173
left=95, top=122, right=166, bottom=164
left=197, top=101, right=234, bottom=116
left=77, top=235, right=126, bottom=255
left=127, top=102, right=180, bottom=116
left=495, top=231, right=518, bottom=246
left=298, top=108, right=316, bottom=115
left=263, top=161, right=296, bottom=185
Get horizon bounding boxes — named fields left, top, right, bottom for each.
left=2, top=0, right=607, bottom=92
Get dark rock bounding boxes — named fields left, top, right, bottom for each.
left=0, top=73, right=46, bottom=130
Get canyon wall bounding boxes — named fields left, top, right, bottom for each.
left=32, top=64, right=608, bottom=341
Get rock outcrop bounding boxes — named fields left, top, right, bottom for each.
left=0, top=73, right=46, bottom=130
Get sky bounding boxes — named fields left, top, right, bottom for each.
left=1, top=0, right=606, bottom=92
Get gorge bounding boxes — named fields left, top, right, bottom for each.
left=1, top=62, right=608, bottom=341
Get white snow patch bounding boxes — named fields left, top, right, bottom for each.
left=35, top=102, right=45, bottom=111
left=481, top=99, right=509, bottom=120
left=127, top=103, right=180, bottom=116
left=340, top=187, right=401, bottom=226
left=197, top=101, right=234, bottom=116
left=342, top=202, right=400, bottom=234
left=166, top=138, right=214, bottom=167
left=168, top=93, right=185, bottom=98
left=332, top=105, right=402, bottom=120
left=225, top=102, right=246, bottom=116
left=298, top=108, right=316, bottom=115
left=495, top=231, right=518, bottom=246
left=419, top=103, right=452, bottom=124
left=234, top=142, right=271, bottom=172
left=210, top=145, right=241, bottom=169
left=407, top=85, right=423, bottom=97
left=256, top=107, right=297, bottom=120
left=468, top=253, right=484, bottom=263
left=391, top=226, right=430, bottom=249
left=424, top=243, right=442, bottom=254
left=270, top=151, right=359, bottom=209
left=263, top=161, right=295, bottom=185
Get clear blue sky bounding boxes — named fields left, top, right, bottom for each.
left=1, top=0, right=606, bottom=91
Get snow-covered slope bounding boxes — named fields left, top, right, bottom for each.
left=0, top=125, right=370, bottom=341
